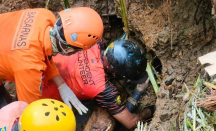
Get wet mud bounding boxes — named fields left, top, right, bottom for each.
left=1, top=0, right=216, bottom=130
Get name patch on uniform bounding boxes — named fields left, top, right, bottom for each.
left=11, top=11, right=39, bottom=50
left=78, top=51, right=95, bottom=85
left=0, top=126, right=6, bottom=131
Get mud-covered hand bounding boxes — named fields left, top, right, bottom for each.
left=136, top=78, right=149, bottom=92
left=58, top=83, right=88, bottom=115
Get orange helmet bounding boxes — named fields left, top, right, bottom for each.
left=54, top=7, right=104, bottom=49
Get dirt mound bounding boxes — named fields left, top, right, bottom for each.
left=1, top=0, right=216, bottom=130
left=122, top=0, right=215, bottom=130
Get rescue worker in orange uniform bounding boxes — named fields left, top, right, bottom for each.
left=42, top=39, right=155, bottom=129
left=0, top=7, right=104, bottom=115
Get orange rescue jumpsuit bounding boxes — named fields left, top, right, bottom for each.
left=0, top=8, right=59, bottom=103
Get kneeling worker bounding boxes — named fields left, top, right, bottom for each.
left=42, top=39, right=155, bottom=129
left=0, top=6, right=104, bottom=115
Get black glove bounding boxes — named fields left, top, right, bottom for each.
left=126, top=89, right=145, bottom=113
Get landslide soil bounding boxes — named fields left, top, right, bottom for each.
left=1, top=0, right=216, bottom=131
left=122, top=0, right=215, bottom=130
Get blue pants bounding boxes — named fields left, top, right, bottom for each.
left=0, top=96, right=7, bottom=109
left=0, top=83, right=12, bottom=109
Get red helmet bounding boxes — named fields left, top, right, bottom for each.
left=55, top=7, right=104, bottom=49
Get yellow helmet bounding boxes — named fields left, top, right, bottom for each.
left=18, top=99, right=76, bottom=131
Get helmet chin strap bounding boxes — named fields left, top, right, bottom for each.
left=53, top=20, right=71, bottom=55
left=53, top=19, right=82, bottom=56
left=54, top=19, right=69, bottom=46
left=101, top=52, right=115, bottom=76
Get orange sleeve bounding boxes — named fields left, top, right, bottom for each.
left=43, top=58, right=60, bottom=81
left=14, top=69, right=43, bottom=104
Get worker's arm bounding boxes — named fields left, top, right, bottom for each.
left=113, top=79, right=151, bottom=129
left=113, top=107, right=152, bottom=129
left=126, top=79, right=149, bottom=112
left=94, top=80, right=135, bottom=129
left=14, top=69, right=44, bottom=103
left=94, top=79, right=151, bottom=129
left=51, top=75, right=65, bottom=87
left=115, top=79, right=150, bottom=129
left=113, top=109, right=139, bottom=129
left=14, top=67, right=88, bottom=115
left=44, top=57, right=88, bottom=115
left=51, top=75, right=88, bottom=115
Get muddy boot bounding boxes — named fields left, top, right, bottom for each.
left=0, top=84, right=12, bottom=109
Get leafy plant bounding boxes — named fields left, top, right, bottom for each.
left=146, top=62, right=159, bottom=96
left=45, top=0, right=50, bottom=9
left=119, top=0, right=129, bottom=39
left=183, top=73, right=216, bottom=131
left=45, top=0, right=70, bottom=9
left=64, top=0, right=70, bottom=9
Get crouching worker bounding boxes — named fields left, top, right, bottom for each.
left=0, top=99, right=76, bottom=131
left=42, top=39, right=155, bottom=129
left=0, top=6, right=103, bottom=115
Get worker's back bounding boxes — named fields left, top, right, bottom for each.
left=42, top=43, right=106, bottom=100
left=0, top=8, right=56, bottom=80
left=0, top=8, right=59, bottom=103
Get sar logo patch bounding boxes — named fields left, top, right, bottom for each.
left=116, top=95, right=122, bottom=105
left=109, top=43, right=114, bottom=48
left=0, top=126, right=6, bottom=131
left=11, top=11, right=39, bottom=50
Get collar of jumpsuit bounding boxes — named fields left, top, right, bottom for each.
left=42, top=25, right=57, bottom=72
left=49, top=27, right=59, bottom=56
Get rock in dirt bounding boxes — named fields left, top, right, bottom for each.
left=159, top=110, right=172, bottom=122
left=84, top=107, right=115, bottom=131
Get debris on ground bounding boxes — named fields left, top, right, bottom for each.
left=199, top=51, right=216, bottom=76
left=183, top=73, right=216, bottom=131
left=84, top=107, right=115, bottom=131
left=2, top=0, right=216, bottom=130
